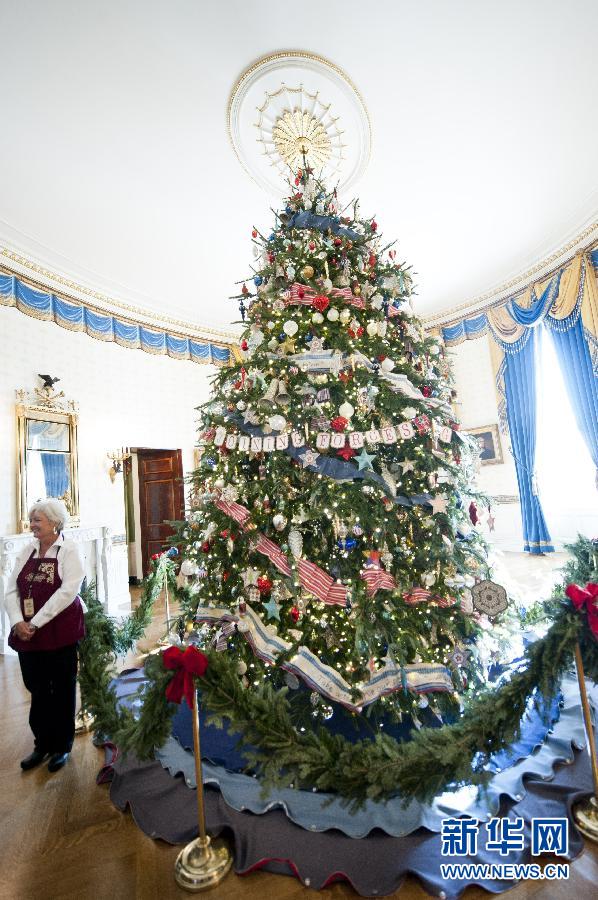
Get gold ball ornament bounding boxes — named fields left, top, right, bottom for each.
left=353, top=284, right=361, bottom=296
left=301, top=265, right=315, bottom=280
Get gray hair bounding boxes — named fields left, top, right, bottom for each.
left=28, top=498, right=70, bottom=532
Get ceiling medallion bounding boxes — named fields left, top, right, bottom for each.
left=271, top=106, right=334, bottom=170
left=228, top=51, right=370, bottom=197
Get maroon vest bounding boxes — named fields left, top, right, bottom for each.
left=8, top=547, right=85, bottom=652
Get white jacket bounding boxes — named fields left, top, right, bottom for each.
left=5, top=535, right=85, bottom=630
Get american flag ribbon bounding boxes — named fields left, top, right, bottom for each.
left=287, top=282, right=365, bottom=309
left=213, top=497, right=352, bottom=607
left=298, top=559, right=347, bottom=606
left=215, top=498, right=250, bottom=526
left=402, top=588, right=455, bottom=607
left=213, top=620, right=236, bottom=651
left=361, top=568, right=396, bottom=596
left=255, top=533, right=292, bottom=576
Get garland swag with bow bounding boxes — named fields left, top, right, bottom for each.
left=79, top=537, right=598, bottom=809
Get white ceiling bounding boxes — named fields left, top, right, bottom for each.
left=1, top=0, right=597, bottom=333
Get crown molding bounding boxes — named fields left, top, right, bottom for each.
left=0, top=226, right=238, bottom=345
left=423, top=218, right=598, bottom=329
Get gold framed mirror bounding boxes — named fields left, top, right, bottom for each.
left=16, top=383, right=80, bottom=533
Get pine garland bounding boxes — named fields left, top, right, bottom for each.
left=79, top=537, right=598, bottom=809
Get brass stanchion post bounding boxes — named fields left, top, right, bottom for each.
left=174, top=686, right=233, bottom=890
left=573, top=642, right=598, bottom=841
left=157, top=570, right=173, bottom=646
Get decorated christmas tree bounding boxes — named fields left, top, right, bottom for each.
left=174, top=165, right=498, bottom=730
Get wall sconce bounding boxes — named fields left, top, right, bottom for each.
left=107, top=447, right=131, bottom=483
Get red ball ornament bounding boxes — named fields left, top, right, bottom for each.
left=333, top=237, right=343, bottom=247
left=312, top=295, right=330, bottom=312
left=257, top=576, right=273, bottom=595
left=469, top=501, right=479, bottom=526
left=370, top=220, right=378, bottom=232
left=331, top=416, right=349, bottom=432
left=309, top=241, right=316, bottom=251
left=201, top=541, right=211, bottom=553
left=290, top=606, right=300, bottom=623
left=252, top=229, right=258, bottom=238
left=368, top=253, right=377, bottom=268
left=241, top=283, right=249, bottom=295
left=377, top=354, right=387, bottom=362
left=422, top=385, right=432, bottom=397
left=241, top=339, right=248, bottom=351
left=222, top=571, right=230, bottom=582
left=151, top=552, right=162, bottom=561
left=357, top=326, right=364, bottom=337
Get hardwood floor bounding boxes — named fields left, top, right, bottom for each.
left=1, top=590, right=597, bottom=900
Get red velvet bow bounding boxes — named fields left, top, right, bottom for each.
left=565, top=582, right=598, bottom=639
left=162, top=645, right=209, bottom=708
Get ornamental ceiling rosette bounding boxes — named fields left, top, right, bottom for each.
left=228, top=51, right=371, bottom=196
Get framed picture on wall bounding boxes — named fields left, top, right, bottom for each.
left=464, top=424, right=503, bottom=465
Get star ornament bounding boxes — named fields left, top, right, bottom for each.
left=241, top=568, right=259, bottom=588
left=263, top=597, right=281, bottom=620
left=299, top=448, right=320, bottom=469
left=430, top=494, right=448, bottom=515
left=356, top=448, right=376, bottom=470
left=400, top=459, right=415, bottom=474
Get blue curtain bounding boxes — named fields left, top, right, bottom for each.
left=548, top=317, right=598, bottom=470
left=40, top=453, right=69, bottom=497
left=503, top=329, right=554, bottom=554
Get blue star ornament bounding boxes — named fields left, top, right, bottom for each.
left=263, top=597, right=281, bottom=620
left=356, top=448, right=376, bottom=471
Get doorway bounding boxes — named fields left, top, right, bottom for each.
left=125, top=448, right=185, bottom=578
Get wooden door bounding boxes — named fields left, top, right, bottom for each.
left=137, top=448, right=184, bottom=575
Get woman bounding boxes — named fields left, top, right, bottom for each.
left=6, top=498, right=85, bottom=772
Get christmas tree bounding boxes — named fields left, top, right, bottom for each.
left=177, top=167, right=493, bottom=731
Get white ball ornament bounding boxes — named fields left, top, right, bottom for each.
left=283, top=320, right=298, bottom=336
left=312, top=312, right=324, bottom=324
left=268, top=414, right=287, bottom=432
left=381, top=358, right=395, bottom=372
left=273, top=513, right=287, bottom=531
left=326, top=308, right=339, bottom=322
left=366, top=321, right=378, bottom=337
left=339, top=308, right=351, bottom=324
left=339, top=402, right=354, bottom=419
left=322, top=278, right=333, bottom=292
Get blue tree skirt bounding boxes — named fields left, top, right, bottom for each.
left=103, top=671, right=597, bottom=896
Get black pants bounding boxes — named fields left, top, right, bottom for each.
left=18, top=643, right=78, bottom=754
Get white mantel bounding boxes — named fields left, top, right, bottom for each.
left=0, top=525, right=131, bottom=654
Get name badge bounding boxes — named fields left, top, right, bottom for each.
left=23, top=597, right=35, bottom=618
